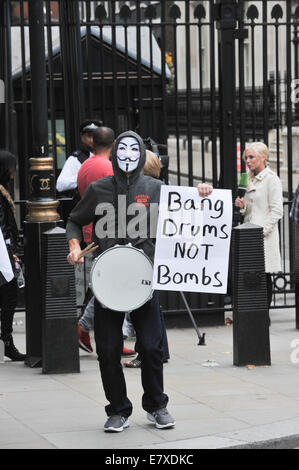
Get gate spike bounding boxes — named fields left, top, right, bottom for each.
left=194, top=5, right=206, bottom=21
left=271, top=4, right=283, bottom=21
left=145, top=5, right=156, bottom=21
left=119, top=5, right=132, bottom=21
left=95, top=4, right=107, bottom=22
left=246, top=5, right=259, bottom=21
left=169, top=4, right=181, bottom=21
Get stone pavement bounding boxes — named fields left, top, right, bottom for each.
left=1, top=306, right=299, bottom=450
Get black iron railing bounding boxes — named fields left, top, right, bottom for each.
left=2, top=0, right=298, bottom=320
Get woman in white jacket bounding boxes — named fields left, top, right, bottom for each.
left=235, top=142, right=283, bottom=308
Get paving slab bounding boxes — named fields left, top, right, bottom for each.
left=1, top=308, right=299, bottom=450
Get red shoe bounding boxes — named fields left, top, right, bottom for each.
left=122, top=346, right=135, bottom=356
left=78, top=324, right=93, bottom=353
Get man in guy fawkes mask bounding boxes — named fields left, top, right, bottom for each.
left=116, top=135, right=141, bottom=173
left=66, top=131, right=175, bottom=432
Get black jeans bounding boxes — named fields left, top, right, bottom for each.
left=134, top=307, right=170, bottom=362
left=94, top=291, right=169, bottom=418
left=0, top=277, right=18, bottom=340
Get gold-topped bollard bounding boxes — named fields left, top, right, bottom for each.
left=24, top=156, right=63, bottom=368
left=26, top=157, right=60, bottom=222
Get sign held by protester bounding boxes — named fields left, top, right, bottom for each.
left=0, top=228, right=14, bottom=287
left=153, top=186, right=232, bottom=294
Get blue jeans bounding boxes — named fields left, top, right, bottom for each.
left=79, top=297, right=95, bottom=332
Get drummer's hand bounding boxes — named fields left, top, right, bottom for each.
left=67, top=239, right=84, bottom=265
left=67, top=248, right=84, bottom=265
left=235, top=197, right=245, bottom=209
left=197, top=182, right=213, bottom=197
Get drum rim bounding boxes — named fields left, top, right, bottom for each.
left=90, top=244, right=153, bottom=312
left=91, top=243, right=153, bottom=267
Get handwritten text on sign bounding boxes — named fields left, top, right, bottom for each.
left=153, top=186, right=232, bottom=293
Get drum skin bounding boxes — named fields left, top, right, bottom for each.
left=90, top=245, right=153, bottom=312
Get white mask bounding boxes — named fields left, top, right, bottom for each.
left=116, top=136, right=141, bottom=173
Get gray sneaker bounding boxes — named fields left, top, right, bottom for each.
left=147, top=408, right=175, bottom=429
left=104, top=415, right=130, bottom=432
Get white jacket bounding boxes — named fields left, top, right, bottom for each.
left=240, top=166, right=283, bottom=273
left=56, top=152, right=93, bottom=193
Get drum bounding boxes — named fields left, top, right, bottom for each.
left=90, top=244, right=153, bottom=312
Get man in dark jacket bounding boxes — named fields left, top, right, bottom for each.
left=66, top=131, right=175, bottom=432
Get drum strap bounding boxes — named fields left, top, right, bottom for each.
left=112, top=177, right=126, bottom=245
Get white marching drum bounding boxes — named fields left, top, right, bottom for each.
left=90, top=245, right=153, bottom=312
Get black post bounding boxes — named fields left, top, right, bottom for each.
left=0, top=0, right=6, bottom=148
left=28, top=1, right=48, bottom=158
left=215, top=0, right=238, bottom=192
left=59, top=0, right=85, bottom=155
left=0, top=0, right=14, bottom=151
left=232, top=223, right=271, bottom=366
left=24, top=1, right=61, bottom=368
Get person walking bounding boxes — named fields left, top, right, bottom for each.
left=0, top=150, right=26, bottom=361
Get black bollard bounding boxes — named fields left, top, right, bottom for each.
left=41, top=227, right=80, bottom=374
left=24, top=218, right=61, bottom=368
left=232, top=222, right=271, bottom=366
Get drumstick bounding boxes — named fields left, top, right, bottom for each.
left=78, top=242, right=99, bottom=260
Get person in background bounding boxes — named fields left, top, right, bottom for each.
left=0, top=150, right=26, bottom=361
left=196, top=143, right=283, bottom=311
left=56, top=119, right=102, bottom=194
left=56, top=119, right=102, bottom=223
left=235, top=142, right=283, bottom=309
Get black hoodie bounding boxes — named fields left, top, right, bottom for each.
left=66, top=131, right=162, bottom=260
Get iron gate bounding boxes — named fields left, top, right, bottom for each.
left=0, top=0, right=298, bottom=321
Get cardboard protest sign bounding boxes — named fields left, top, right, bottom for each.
left=153, top=186, right=232, bottom=294
left=0, top=228, right=14, bottom=286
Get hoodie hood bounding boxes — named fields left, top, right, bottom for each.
left=111, top=130, right=146, bottom=188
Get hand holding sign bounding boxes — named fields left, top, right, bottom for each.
left=153, top=186, right=232, bottom=294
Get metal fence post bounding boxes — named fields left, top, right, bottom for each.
left=215, top=0, right=238, bottom=192
left=59, top=0, right=85, bottom=154
left=0, top=0, right=14, bottom=152
left=24, top=0, right=61, bottom=368
left=215, top=0, right=248, bottom=193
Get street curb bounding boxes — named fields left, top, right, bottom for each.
left=137, top=419, right=299, bottom=450
left=225, top=434, right=299, bottom=449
